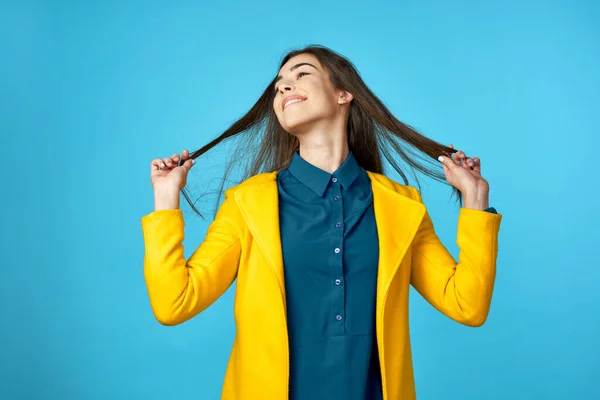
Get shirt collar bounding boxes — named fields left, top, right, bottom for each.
left=287, top=149, right=361, bottom=197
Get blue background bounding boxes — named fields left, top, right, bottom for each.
left=1, top=0, right=599, bottom=398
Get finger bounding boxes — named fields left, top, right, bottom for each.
left=441, top=161, right=450, bottom=175
left=171, top=153, right=181, bottom=165
left=151, top=158, right=163, bottom=171
left=457, top=151, right=471, bottom=168
left=179, top=157, right=196, bottom=172
left=472, top=157, right=481, bottom=173
left=438, top=155, right=457, bottom=172
left=448, top=144, right=463, bottom=164
left=445, top=144, right=456, bottom=158
left=464, top=157, right=475, bottom=170
left=179, top=149, right=189, bottom=167
left=162, top=157, right=175, bottom=169
left=450, top=149, right=462, bottom=166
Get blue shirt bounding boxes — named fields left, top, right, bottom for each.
left=277, top=149, right=497, bottom=400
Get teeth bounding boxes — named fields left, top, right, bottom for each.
left=284, top=98, right=305, bottom=109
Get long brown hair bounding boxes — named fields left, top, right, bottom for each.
left=182, top=44, right=460, bottom=220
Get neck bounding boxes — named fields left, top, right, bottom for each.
left=297, top=131, right=349, bottom=174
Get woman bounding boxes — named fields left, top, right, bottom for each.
left=141, top=45, right=502, bottom=400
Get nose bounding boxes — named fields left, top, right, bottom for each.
left=278, top=82, right=294, bottom=93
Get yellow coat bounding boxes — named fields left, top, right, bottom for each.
left=141, top=170, right=503, bottom=399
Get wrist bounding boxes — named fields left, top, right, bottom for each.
left=154, top=185, right=181, bottom=211
left=462, top=188, right=489, bottom=211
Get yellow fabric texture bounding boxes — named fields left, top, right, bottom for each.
left=141, top=170, right=503, bottom=400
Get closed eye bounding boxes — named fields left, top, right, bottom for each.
left=274, top=71, right=310, bottom=94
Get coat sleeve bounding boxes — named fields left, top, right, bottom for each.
left=408, top=186, right=502, bottom=327
left=140, top=187, right=242, bottom=326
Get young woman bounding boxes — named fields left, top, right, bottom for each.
left=141, top=45, right=502, bottom=400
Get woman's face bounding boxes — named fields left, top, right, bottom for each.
left=272, top=53, right=351, bottom=134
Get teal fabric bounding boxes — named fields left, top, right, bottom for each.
left=277, top=150, right=497, bottom=399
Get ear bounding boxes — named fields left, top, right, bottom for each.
left=337, top=90, right=354, bottom=105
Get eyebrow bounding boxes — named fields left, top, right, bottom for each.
left=274, top=62, right=318, bottom=86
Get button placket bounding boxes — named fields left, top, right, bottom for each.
left=329, top=181, right=345, bottom=334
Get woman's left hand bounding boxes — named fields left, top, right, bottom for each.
left=438, top=144, right=489, bottom=195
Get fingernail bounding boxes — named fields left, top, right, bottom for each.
left=192, top=159, right=196, bottom=165
left=438, top=156, right=444, bottom=162
left=160, top=162, right=165, bottom=167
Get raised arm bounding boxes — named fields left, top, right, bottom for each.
left=141, top=188, right=242, bottom=326
left=141, top=150, right=243, bottom=326
left=408, top=186, right=503, bottom=327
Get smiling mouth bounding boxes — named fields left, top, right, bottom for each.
left=283, top=99, right=306, bottom=110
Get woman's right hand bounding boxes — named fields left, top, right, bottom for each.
left=150, top=149, right=196, bottom=191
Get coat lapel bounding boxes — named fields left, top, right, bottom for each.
left=234, top=172, right=287, bottom=309
left=234, top=170, right=426, bottom=314
left=366, top=171, right=426, bottom=313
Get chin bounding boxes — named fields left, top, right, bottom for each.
left=280, top=108, right=328, bottom=133
left=279, top=114, right=315, bottom=134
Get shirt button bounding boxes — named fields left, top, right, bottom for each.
left=335, top=222, right=341, bottom=228
left=334, top=247, right=340, bottom=254
left=336, top=314, right=343, bottom=321
left=333, top=195, right=340, bottom=201
left=335, top=279, right=341, bottom=285
left=332, top=177, right=338, bottom=183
